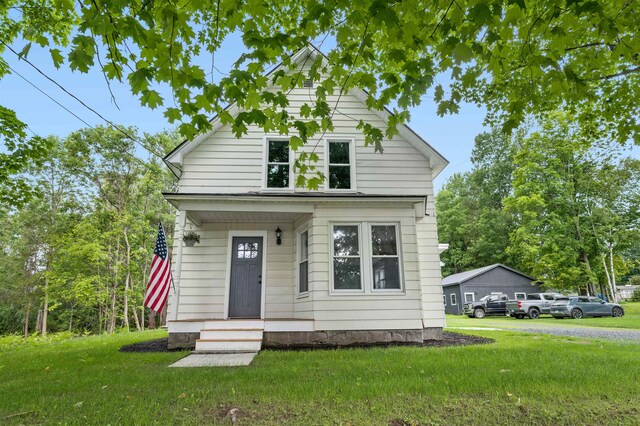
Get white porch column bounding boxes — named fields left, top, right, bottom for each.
left=172, top=210, right=187, bottom=320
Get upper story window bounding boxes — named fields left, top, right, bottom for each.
left=326, top=139, right=354, bottom=190
left=265, top=139, right=291, bottom=189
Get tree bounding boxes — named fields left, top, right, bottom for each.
left=2, top=0, right=639, bottom=203
left=437, top=129, right=519, bottom=275
left=505, top=113, right=639, bottom=294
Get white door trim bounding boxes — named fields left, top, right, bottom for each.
left=224, top=230, right=268, bottom=320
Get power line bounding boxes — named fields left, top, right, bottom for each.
left=8, top=64, right=95, bottom=129
left=5, top=64, right=176, bottom=188
left=1, top=40, right=166, bottom=160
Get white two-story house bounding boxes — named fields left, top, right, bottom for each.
left=163, top=46, right=448, bottom=351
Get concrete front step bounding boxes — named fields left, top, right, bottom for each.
left=195, top=339, right=262, bottom=352
left=200, top=329, right=264, bottom=341
left=203, top=319, right=265, bottom=330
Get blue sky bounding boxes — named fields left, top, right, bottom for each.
left=1, top=35, right=489, bottom=191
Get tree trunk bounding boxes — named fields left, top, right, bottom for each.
left=24, top=301, right=31, bottom=338
left=608, top=246, right=618, bottom=303
left=42, top=278, right=49, bottom=337
left=108, top=285, right=117, bottom=334
left=160, top=305, right=168, bottom=327
left=148, top=310, right=156, bottom=329
left=35, top=308, right=43, bottom=334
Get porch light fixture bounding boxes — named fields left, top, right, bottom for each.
left=275, top=227, right=282, bottom=245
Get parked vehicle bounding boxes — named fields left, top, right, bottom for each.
left=506, top=293, right=568, bottom=319
left=463, top=293, right=509, bottom=318
left=550, top=297, right=625, bottom=319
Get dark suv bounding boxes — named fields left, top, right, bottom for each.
left=463, top=294, right=509, bottom=318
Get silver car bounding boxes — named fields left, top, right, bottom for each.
left=550, top=296, right=624, bottom=319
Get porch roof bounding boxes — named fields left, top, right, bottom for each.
left=163, top=192, right=427, bottom=225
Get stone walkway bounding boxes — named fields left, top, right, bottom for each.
left=169, top=352, right=258, bottom=367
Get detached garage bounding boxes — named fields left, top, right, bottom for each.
left=442, top=264, right=540, bottom=315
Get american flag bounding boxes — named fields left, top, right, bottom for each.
left=144, top=223, right=173, bottom=312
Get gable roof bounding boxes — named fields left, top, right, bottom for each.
left=442, top=264, right=536, bottom=287
left=163, top=45, right=448, bottom=178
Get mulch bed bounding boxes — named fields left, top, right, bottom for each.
left=118, top=332, right=492, bottom=353
left=119, top=338, right=187, bottom=353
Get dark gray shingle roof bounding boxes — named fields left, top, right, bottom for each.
left=442, top=264, right=534, bottom=287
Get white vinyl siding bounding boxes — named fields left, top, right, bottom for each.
left=310, top=204, right=423, bottom=331
left=415, top=190, right=446, bottom=327
left=166, top=222, right=294, bottom=321
left=178, top=91, right=433, bottom=195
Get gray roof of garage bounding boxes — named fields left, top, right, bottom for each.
left=442, top=264, right=535, bottom=287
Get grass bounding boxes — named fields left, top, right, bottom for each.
left=446, top=302, right=640, bottom=330
left=1, top=330, right=639, bottom=425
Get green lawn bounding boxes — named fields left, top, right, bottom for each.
left=1, top=330, right=639, bottom=425
left=446, top=302, right=640, bottom=330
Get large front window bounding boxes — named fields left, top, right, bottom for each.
left=332, top=225, right=362, bottom=290
left=370, top=225, right=400, bottom=290
left=266, top=139, right=290, bottom=188
left=330, top=222, right=403, bottom=292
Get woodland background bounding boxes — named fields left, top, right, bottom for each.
left=1, top=113, right=638, bottom=337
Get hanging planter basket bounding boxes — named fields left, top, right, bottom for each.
left=183, top=231, right=200, bottom=247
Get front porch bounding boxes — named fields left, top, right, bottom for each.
left=163, top=193, right=439, bottom=350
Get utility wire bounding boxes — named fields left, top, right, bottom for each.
left=1, top=40, right=166, bottom=160
left=5, top=64, right=176, bottom=188
left=8, top=64, right=95, bottom=129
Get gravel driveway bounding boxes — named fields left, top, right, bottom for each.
left=514, top=326, right=640, bottom=341
left=449, top=324, right=640, bottom=341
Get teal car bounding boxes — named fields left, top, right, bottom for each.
left=550, top=296, right=624, bottom=319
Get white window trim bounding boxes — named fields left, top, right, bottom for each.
left=515, top=292, right=526, bottom=300
left=296, top=223, right=310, bottom=298
left=262, top=137, right=294, bottom=191
left=450, top=293, right=457, bottom=306
left=443, top=294, right=447, bottom=306
left=329, top=223, right=364, bottom=294
left=464, top=292, right=474, bottom=303
left=223, top=230, right=268, bottom=320
left=369, top=223, right=404, bottom=293
left=328, top=221, right=405, bottom=295
left=324, top=137, right=357, bottom=192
